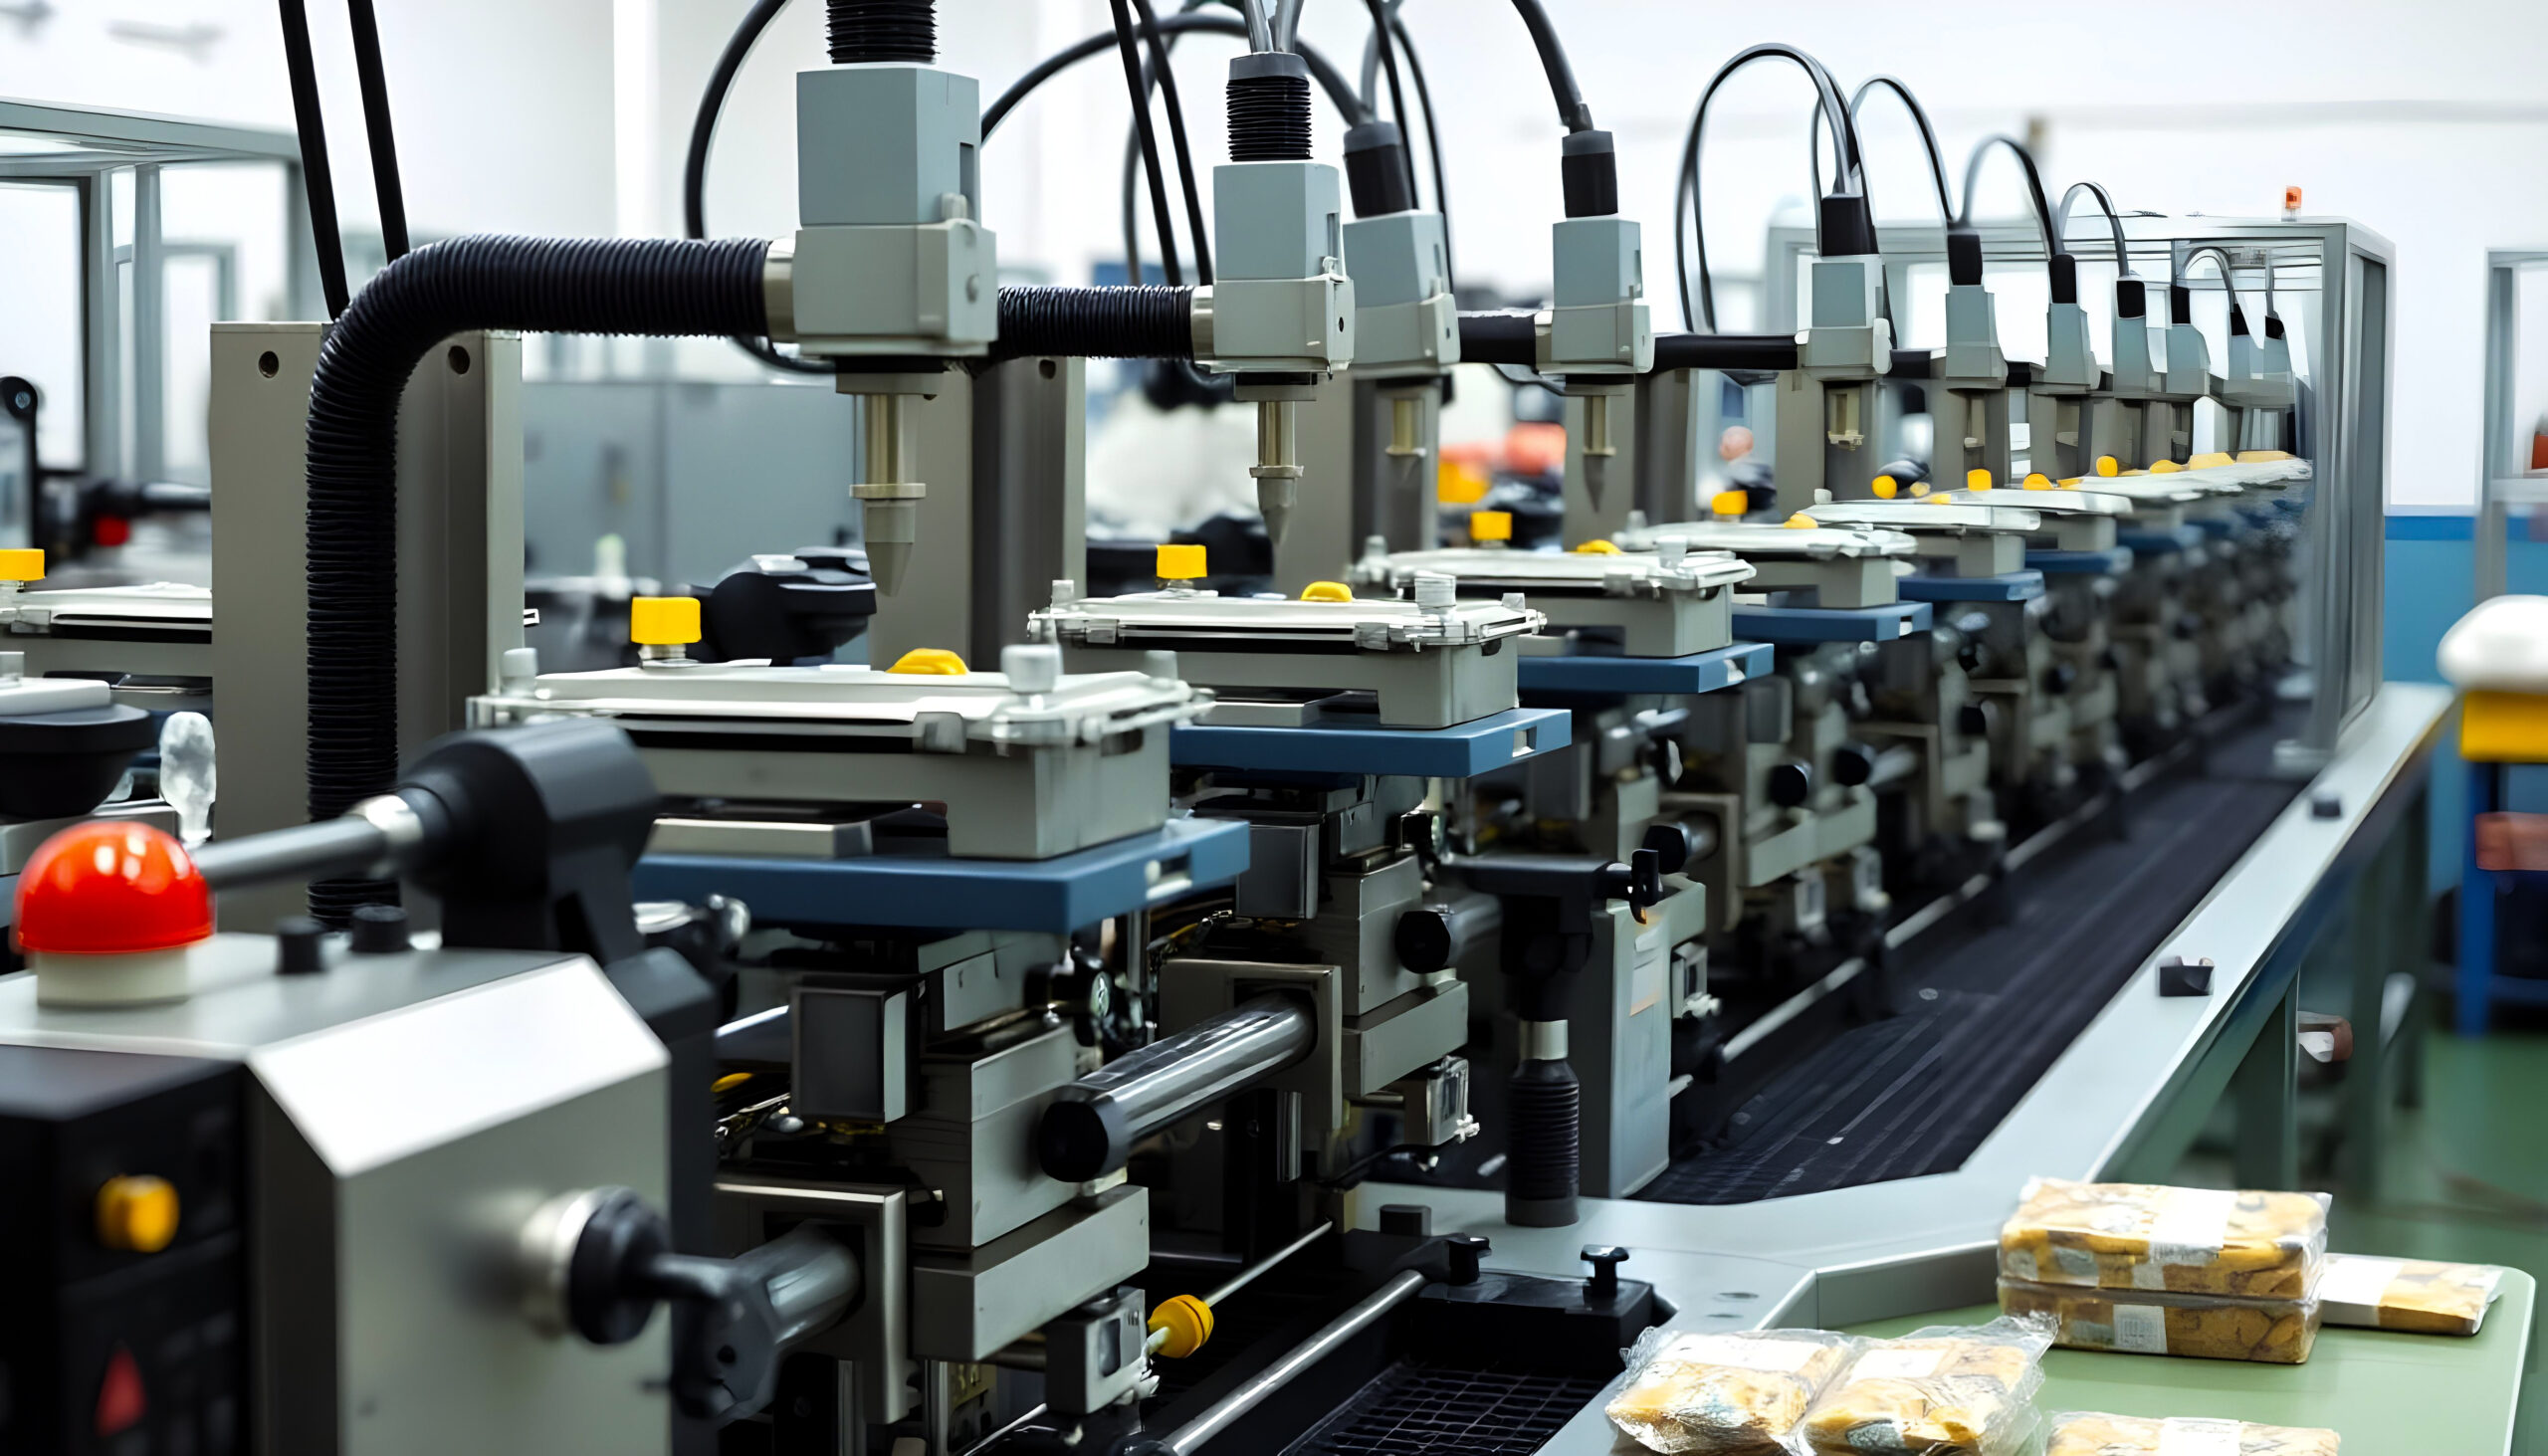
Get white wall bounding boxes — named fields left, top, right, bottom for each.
left=6, top=0, right=2546, bottom=501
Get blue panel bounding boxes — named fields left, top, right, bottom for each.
left=631, top=816, right=1251, bottom=934
left=2120, top=526, right=2206, bottom=555
left=2028, top=547, right=2133, bottom=576
left=1898, top=570, right=2044, bottom=603
left=1169, top=706, right=1572, bottom=777
left=1516, top=641, right=1771, bottom=698
left=2388, top=512, right=2473, bottom=541
left=1729, top=600, right=1932, bottom=644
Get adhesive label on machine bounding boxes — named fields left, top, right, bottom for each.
left=1663, top=1335, right=1824, bottom=1373
left=2109, top=1303, right=2169, bottom=1354
left=1630, top=928, right=1665, bottom=1016
left=2141, top=1186, right=2234, bottom=1285
left=1848, top=1347, right=1946, bottom=1381
left=2155, top=1417, right=2245, bottom=1456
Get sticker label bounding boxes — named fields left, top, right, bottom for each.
left=2111, top=1303, right=2169, bottom=1354
left=1661, top=1335, right=1821, bottom=1374
left=2147, top=1187, right=2235, bottom=1268
left=2319, top=1255, right=2404, bottom=1308
left=1849, top=1347, right=1946, bottom=1382
left=2157, top=1417, right=2245, bottom=1456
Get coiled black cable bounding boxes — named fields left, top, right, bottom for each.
left=304, top=235, right=771, bottom=921
left=1227, top=58, right=1313, bottom=161
left=827, top=0, right=933, bottom=63
left=992, top=286, right=1196, bottom=361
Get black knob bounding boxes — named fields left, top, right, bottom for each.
left=276, top=916, right=326, bottom=975
left=1379, top=1204, right=1431, bottom=1237
left=1639, top=822, right=1695, bottom=877
left=348, top=904, right=410, bottom=954
left=1394, top=907, right=1457, bottom=972
left=1957, top=703, right=1991, bottom=737
left=2099, top=646, right=2123, bottom=673
left=1767, top=760, right=1813, bottom=808
left=2042, top=662, right=2078, bottom=696
left=1597, top=850, right=1665, bottom=913
left=1582, top=1244, right=1630, bottom=1299
left=1956, top=641, right=1985, bottom=674
left=1831, top=741, right=1876, bottom=787
left=1445, top=1234, right=1490, bottom=1285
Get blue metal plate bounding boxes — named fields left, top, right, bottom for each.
left=2027, top=547, right=2133, bottom=576
left=1898, top=570, right=2044, bottom=603
left=1168, top=706, right=1572, bottom=778
left=1516, top=641, right=1771, bottom=697
left=1729, top=600, right=1932, bottom=644
left=631, top=816, right=1251, bottom=934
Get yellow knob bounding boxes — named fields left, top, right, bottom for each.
left=1437, top=459, right=1490, bottom=505
left=1871, top=475, right=1898, bottom=500
left=2022, top=473, right=2053, bottom=491
left=2056, top=476, right=2083, bottom=487
left=97, top=1174, right=179, bottom=1254
left=629, top=595, right=701, bottom=647
left=0, top=547, right=42, bottom=582
left=1909, top=481, right=1932, bottom=498
left=1157, top=543, right=1207, bottom=580
left=2150, top=459, right=2183, bottom=474
left=2235, top=449, right=2294, bottom=464
left=1300, top=580, right=1354, bottom=602
left=1781, top=513, right=1816, bottom=528
left=1572, top=539, right=1622, bottom=554
left=2093, top=456, right=2120, bottom=478
left=1470, top=510, right=1513, bottom=542
left=888, top=648, right=967, bottom=675
left=2189, top=451, right=2233, bottom=469
left=1966, top=468, right=1994, bottom=492
left=1710, top=489, right=1750, bottom=517
left=1149, top=1293, right=1214, bottom=1358
left=711, top=1072, right=755, bottom=1096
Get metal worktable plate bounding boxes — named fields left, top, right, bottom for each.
left=2029, top=548, right=2134, bottom=576
left=1898, top=571, right=2045, bottom=604
left=1168, top=707, right=1571, bottom=778
left=1515, top=643, right=1771, bottom=698
left=630, top=816, right=1250, bottom=933
left=1730, top=601, right=1933, bottom=644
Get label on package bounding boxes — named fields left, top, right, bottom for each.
left=2318, top=1254, right=2405, bottom=1324
left=2156, top=1417, right=2245, bottom=1456
left=2146, top=1187, right=2235, bottom=1271
left=1847, top=1347, right=1946, bottom=1382
left=2050, top=1244, right=2101, bottom=1283
left=2110, top=1302, right=2170, bottom=1354
left=1662, top=1334, right=1822, bottom=1374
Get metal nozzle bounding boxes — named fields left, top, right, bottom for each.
left=1579, top=393, right=1616, bottom=510
left=855, top=393, right=922, bottom=595
left=1250, top=398, right=1303, bottom=545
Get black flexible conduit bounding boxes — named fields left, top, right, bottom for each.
left=1458, top=312, right=1803, bottom=374
left=344, top=0, right=410, bottom=262
left=304, top=235, right=772, bottom=921
left=991, top=286, right=1194, bottom=362
left=277, top=0, right=351, bottom=315
left=827, top=0, right=934, bottom=62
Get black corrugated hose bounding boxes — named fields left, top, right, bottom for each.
left=304, top=234, right=771, bottom=922
left=827, top=0, right=934, bottom=63
left=991, top=286, right=1194, bottom=363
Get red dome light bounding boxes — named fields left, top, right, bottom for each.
left=17, top=821, right=212, bottom=955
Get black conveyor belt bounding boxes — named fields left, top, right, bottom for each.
left=1637, top=711, right=2303, bottom=1205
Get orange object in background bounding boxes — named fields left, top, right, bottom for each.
left=1504, top=422, right=1567, bottom=479
left=1437, top=454, right=1491, bottom=505
left=2475, top=813, right=2548, bottom=873
left=2529, top=411, right=2548, bottom=472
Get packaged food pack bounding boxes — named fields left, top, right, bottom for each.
left=1605, top=1328, right=1854, bottom=1454
left=2317, top=1254, right=2505, bottom=1336
left=1998, top=1279, right=2318, bottom=1363
left=1798, top=1316, right=2052, bottom=1455
left=2046, top=1411, right=2340, bottom=1455
left=1999, top=1178, right=2329, bottom=1299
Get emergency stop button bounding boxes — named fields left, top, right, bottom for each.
left=97, top=1173, right=179, bottom=1253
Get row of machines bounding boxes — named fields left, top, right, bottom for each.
left=0, top=5, right=2332, bottom=1455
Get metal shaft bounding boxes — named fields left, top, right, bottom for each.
left=1161, top=1269, right=1428, bottom=1455
left=190, top=790, right=434, bottom=891
left=1038, top=993, right=1314, bottom=1181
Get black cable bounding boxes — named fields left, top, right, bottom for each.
left=2056, top=181, right=2132, bottom=276
left=1130, top=0, right=1211, bottom=285
left=1109, top=0, right=1183, bottom=287
left=2177, top=245, right=2258, bottom=332
left=344, top=0, right=410, bottom=261
left=1811, top=76, right=1951, bottom=223
left=1356, top=0, right=1416, bottom=207
left=1957, top=134, right=2059, bottom=259
left=1505, top=0, right=1592, bottom=132
left=1675, top=44, right=1864, bottom=331
left=276, top=0, right=350, bottom=316
left=983, top=14, right=1366, bottom=137
left=1392, top=13, right=1451, bottom=292
left=681, top=0, right=832, bottom=373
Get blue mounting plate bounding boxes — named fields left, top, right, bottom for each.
left=1730, top=600, right=1932, bottom=644
left=2027, top=546, right=2133, bottom=576
left=631, top=816, right=1251, bottom=934
left=1169, top=706, right=1571, bottom=778
left=2120, top=525, right=2207, bottom=555
left=1516, top=641, right=1771, bottom=698
left=1899, top=570, right=2044, bottom=603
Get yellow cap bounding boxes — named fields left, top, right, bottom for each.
left=1710, top=489, right=1749, bottom=517
left=1149, top=1293, right=1214, bottom=1359
left=2235, top=449, right=2294, bottom=464
left=1871, top=475, right=1899, bottom=500
left=2150, top=459, right=2183, bottom=474
left=2022, top=473, right=2053, bottom=491
left=629, top=595, right=701, bottom=646
left=0, top=547, right=44, bottom=582
left=1572, top=539, right=1622, bottom=554
left=1966, top=468, right=1994, bottom=492
left=1157, top=543, right=1207, bottom=580
left=2189, top=451, right=2234, bottom=469
left=97, top=1174, right=179, bottom=1254
left=2094, top=456, right=2119, bottom=478
left=1909, top=481, right=1932, bottom=498
left=2056, top=476, right=2083, bottom=487
left=1781, top=513, right=1816, bottom=528
left=1470, top=510, right=1513, bottom=542
left=711, top=1072, right=754, bottom=1096
left=1300, top=580, right=1353, bottom=602
left=1925, top=492, right=1957, bottom=505
left=888, top=648, right=968, bottom=675
left=1437, top=458, right=1491, bottom=506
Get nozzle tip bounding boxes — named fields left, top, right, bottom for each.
left=868, top=540, right=915, bottom=596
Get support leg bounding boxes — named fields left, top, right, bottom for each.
left=2232, top=977, right=2299, bottom=1190
left=2457, top=759, right=2498, bottom=1037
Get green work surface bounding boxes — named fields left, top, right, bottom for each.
left=1845, top=1271, right=2534, bottom=1455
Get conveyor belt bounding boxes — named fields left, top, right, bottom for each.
left=1283, top=1361, right=1608, bottom=1456
left=1637, top=711, right=2302, bottom=1205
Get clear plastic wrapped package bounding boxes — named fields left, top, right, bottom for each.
left=1604, top=1328, right=1854, bottom=1454
left=1999, top=1178, right=2329, bottom=1299
left=2317, top=1254, right=2506, bottom=1336
left=1998, top=1279, right=2318, bottom=1363
left=2046, top=1412, right=2340, bottom=1455
left=1798, top=1316, right=2052, bottom=1456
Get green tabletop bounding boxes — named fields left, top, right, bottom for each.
left=1845, top=1271, right=2533, bottom=1455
